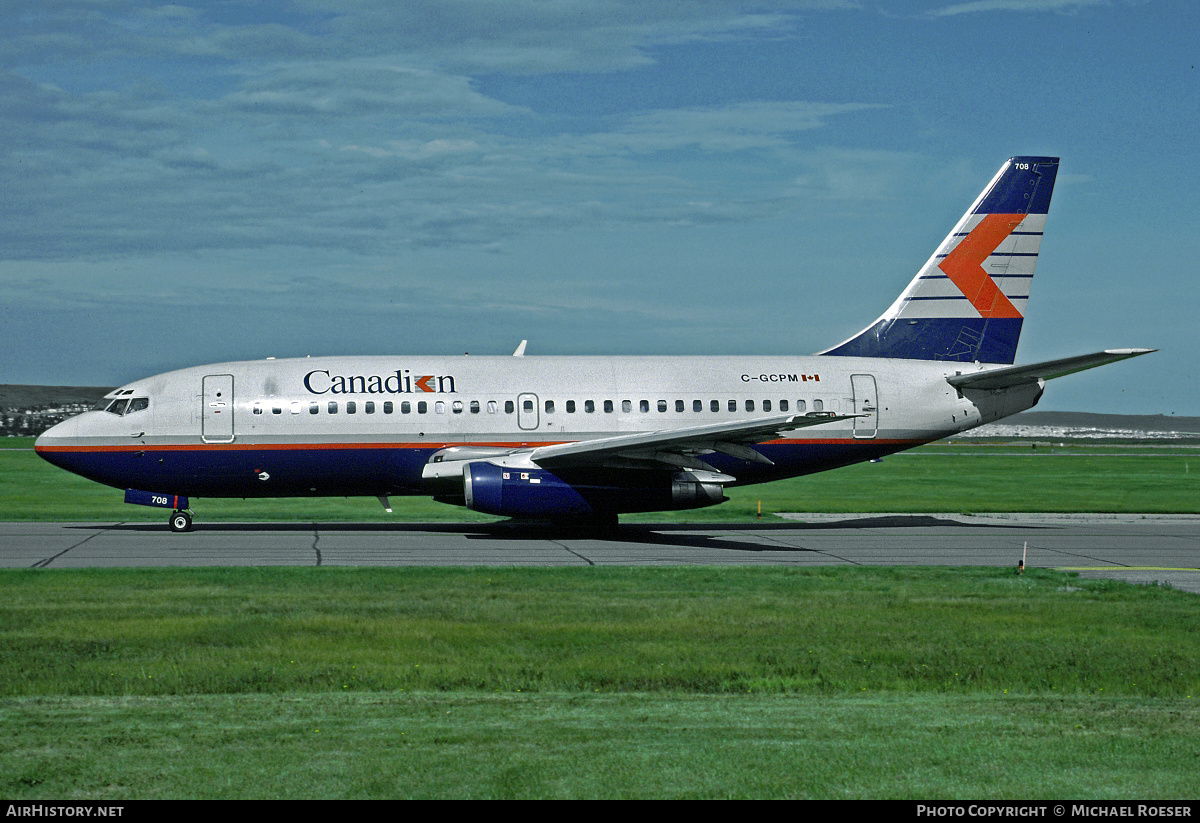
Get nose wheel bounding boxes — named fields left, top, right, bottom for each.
left=170, top=509, right=194, bottom=533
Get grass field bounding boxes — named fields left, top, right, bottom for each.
left=1, top=566, right=1198, bottom=799
left=3, top=438, right=1199, bottom=522
left=4, top=439, right=1199, bottom=798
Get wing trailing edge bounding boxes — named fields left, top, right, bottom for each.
left=530, top=412, right=856, bottom=472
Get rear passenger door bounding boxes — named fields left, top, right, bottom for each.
left=850, top=374, right=877, bottom=439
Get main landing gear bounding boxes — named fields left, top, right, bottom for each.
left=170, top=509, right=194, bottom=533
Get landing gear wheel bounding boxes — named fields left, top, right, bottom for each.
left=170, top=510, right=193, bottom=533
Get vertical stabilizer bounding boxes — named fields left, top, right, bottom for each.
left=820, top=156, right=1059, bottom=364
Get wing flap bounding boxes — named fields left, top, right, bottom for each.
left=530, top=412, right=855, bottom=471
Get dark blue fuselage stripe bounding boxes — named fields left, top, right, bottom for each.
left=41, top=441, right=920, bottom=501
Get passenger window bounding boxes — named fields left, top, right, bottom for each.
left=604, top=400, right=613, bottom=413
left=253, top=402, right=263, bottom=416
left=272, top=405, right=282, bottom=415
left=796, top=400, right=806, bottom=411
left=675, top=400, right=684, bottom=413
left=566, top=400, right=576, bottom=413
left=504, top=400, right=514, bottom=414
left=328, top=401, right=338, bottom=414
left=470, top=401, right=480, bottom=414
left=780, top=400, right=789, bottom=412
left=310, top=402, right=319, bottom=414
left=692, top=400, right=702, bottom=412
left=435, top=401, right=446, bottom=414
left=728, top=399, right=737, bottom=412
left=487, top=401, right=497, bottom=414
left=346, top=401, right=356, bottom=414
left=640, top=400, right=649, bottom=413
left=384, top=401, right=393, bottom=414
left=584, top=400, right=595, bottom=413
left=745, top=400, right=755, bottom=412
left=658, top=400, right=667, bottom=412
left=813, top=399, right=823, bottom=412
left=763, top=399, right=772, bottom=412
left=402, top=401, right=411, bottom=414
left=418, top=401, right=428, bottom=414
left=523, top=399, right=534, bottom=413
left=545, top=400, right=554, bottom=413
left=452, top=401, right=463, bottom=414
left=710, top=400, right=719, bottom=412
left=622, top=400, right=632, bottom=413
left=365, top=401, right=375, bottom=414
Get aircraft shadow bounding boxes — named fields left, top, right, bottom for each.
left=72, top=514, right=1049, bottom=534
left=468, top=516, right=1051, bottom=552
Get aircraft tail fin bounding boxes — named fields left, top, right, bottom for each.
left=820, top=156, right=1060, bottom=364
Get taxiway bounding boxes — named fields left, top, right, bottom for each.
left=2, top=513, right=1198, bottom=593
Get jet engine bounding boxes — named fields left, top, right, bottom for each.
left=459, top=461, right=726, bottom=518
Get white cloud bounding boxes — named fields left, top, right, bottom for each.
left=217, top=61, right=522, bottom=119
left=604, top=102, right=885, bottom=154
left=928, top=0, right=1112, bottom=17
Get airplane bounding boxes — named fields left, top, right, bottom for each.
left=35, top=156, right=1153, bottom=532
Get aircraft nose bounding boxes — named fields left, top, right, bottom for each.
left=36, top=415, right=76, bottom=445
left=34, top=415, right=86, bottom=466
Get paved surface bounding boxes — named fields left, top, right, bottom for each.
left=2, top=514, right=1199, bottom=593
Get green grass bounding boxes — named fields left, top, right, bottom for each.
left=2, top=566, right=1199, bottom=798
left=5, top=440, right=1200, bottom=797
left=3, top=566, right=1197, bottom=697
left=4, top=438, right=1199, bottom=521
left=5, top=693, right=1197, bottom=799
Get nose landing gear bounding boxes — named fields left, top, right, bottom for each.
left=169, top=509, right=194, bottom=532
left=124, top=490, right=193, bottom=532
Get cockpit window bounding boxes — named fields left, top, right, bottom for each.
left=103, top=397, right=149, bottom=416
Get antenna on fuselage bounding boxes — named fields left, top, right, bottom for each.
left=513, top=340, right=527, bottom=357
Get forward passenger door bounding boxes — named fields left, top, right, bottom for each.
left=202, top=374, right=236, bottom=443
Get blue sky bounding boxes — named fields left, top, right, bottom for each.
left=2, top=0, right=1195, bottom=414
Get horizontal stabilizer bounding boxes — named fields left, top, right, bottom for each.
left=946, top=348, right=1155, bottom=391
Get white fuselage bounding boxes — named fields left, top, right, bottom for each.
left=34, top=354, right=1043, bottom=505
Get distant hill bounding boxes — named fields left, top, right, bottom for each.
left=1005, top=411, right=1200, bottom=434
left=960, top=410, right=1200, bottom=441
left=0, top=384, right=114, bottom=408
left=0, top=384, right=115, bottom=437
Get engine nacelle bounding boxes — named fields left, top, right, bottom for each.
left=464, top=462, right=593, bottom=518
left=461, top=462, right=727, bottom=518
